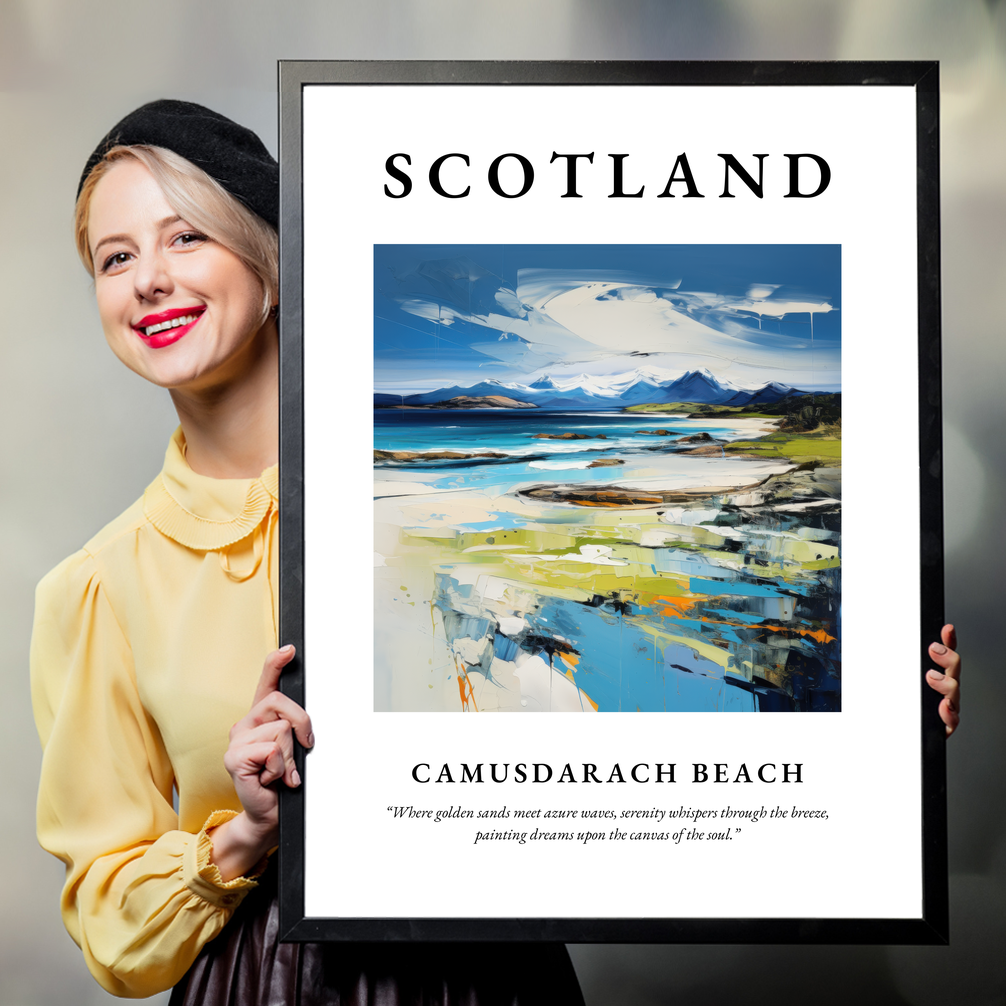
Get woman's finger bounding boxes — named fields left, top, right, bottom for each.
left=262, top=746, right=286, bottom=786
left=926, top=668, right=960, bottom=736
left=928, top=641, right=961, bottom=681
left=245, top=690, right=313, bottom=748
left=231, top=719, right=301, bottom=788
left=256, top=742, right=287, bottom=787
left=941, top=623, right=957, bottom=652
left=252, top=644, right=296, bottom=707
left=939, top=698, right=961, bottom=737
left=928, top=624, right=961, bottom=738
left=925, top=669, right=959, bottom=704
left=224, top=738, right=287, bottom=787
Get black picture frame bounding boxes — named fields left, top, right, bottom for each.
left=277, top=60, right=945, bottom=944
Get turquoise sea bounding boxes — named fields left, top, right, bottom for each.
left=374, top=408, right=762, bottom=497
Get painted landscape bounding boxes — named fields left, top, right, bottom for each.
left=374, top=245, right=841, bottom=712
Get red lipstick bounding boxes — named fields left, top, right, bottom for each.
left=132, top=306, right=205, bottom=349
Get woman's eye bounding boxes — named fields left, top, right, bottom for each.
left=101, top=251, right=132, bottom=273
left=173, top=231, right=208, bottom=248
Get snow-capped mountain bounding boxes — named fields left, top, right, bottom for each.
left=658, top=369, right=739, bottom=405
left=721, top=380, right=804, bottom=407
left=374, top=369, right=811, bottom=410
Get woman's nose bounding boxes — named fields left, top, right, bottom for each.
left=133, top=249, right=173, bottom=302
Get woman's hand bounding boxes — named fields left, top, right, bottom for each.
left=926, top=624, right=961, bottom=737
left=209, top=645, right=314, bottom=881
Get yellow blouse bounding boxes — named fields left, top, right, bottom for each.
left=31, top=428, right=279, bottom=998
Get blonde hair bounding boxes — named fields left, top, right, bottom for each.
left=75, top=145, right=278, bottom=323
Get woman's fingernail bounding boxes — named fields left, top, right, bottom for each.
left=928, top=669, right=944, bottom=680
left=307, top=732, right=315, bottom=748
left=931, top=643, right=947, bottom=655
left=291, top=768, right=301, bottom=787
left=280, top=644, right=295, bottom=654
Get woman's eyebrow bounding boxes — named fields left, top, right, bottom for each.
left=92, top=232, right=133, bottom=256
left=92, top=216, right=185, bottom=257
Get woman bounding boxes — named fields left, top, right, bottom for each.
left=31, top=100, right=586, bottom=1003
left=33, top=99, right=963, bottom=1003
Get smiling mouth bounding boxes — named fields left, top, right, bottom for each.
left=135, top=307, right=206, bottom=338
left=142, top=313, right=199, bottom=337
left=131, top=307, right=207, bottom=349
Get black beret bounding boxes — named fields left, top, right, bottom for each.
left=78, top=99, right=278, bottom=228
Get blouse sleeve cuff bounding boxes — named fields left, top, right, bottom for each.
left=182, top=810, right=269, bottom=909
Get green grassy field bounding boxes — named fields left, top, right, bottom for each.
left=722, top=431, right=841, bottom=464
left=625, top=396, right=841, bottom=464
left=624, top=401, right=776, bottom=416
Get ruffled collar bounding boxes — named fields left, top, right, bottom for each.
left=143, top=428, right=278, bottom=551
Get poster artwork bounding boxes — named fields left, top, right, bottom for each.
left=373, top=243, right=841, bottom=713
left=288, top=65, right=942, bottom=940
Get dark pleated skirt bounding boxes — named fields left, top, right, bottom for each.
left=169, top=869, right=585, bottom=1006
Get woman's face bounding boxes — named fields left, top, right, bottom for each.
left=87, top=158, right=270, bottom=393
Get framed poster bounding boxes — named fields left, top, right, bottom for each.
left=277, top=61, right=946, bottom=943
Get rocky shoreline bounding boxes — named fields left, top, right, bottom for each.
left=518, top=479, right=774, bottom=507
left=532, top=432, right=607, bottom=440
left=375, top=448, right=509, bottom=462
left=516, top=461, right=842, bottom=511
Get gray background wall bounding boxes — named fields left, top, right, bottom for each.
left=1, top=2, right=1003, bottom=1003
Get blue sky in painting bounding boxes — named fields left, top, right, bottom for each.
left=374, top=245, right=841, bottom=393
